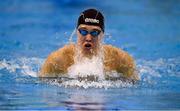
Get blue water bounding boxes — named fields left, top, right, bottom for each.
left=0, top=0, right=180, bottom=110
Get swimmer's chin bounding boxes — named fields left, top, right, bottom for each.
left=81, top=47, right=96, bottom=57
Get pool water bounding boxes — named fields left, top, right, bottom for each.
left=0, top=0, right=180, bottom=110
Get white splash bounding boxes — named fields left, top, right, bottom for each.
left=49, top=79, right=134, bottom=89
left=1, top=56, right=179, bottom=88
left=68, top=56, right=105, bottom=80
left=68, top=28, right=76, bottom=44
left=0, top=57, right=43, bottom=77
left=0, top=59, right=20, bottom=73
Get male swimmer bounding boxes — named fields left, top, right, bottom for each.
left=40, top=9, right=139, bottom=81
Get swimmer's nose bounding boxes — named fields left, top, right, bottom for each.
left=85, top=34, right=92, bottom=42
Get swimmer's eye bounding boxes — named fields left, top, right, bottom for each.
left=78, top=29, right=88, bottom=36
left=78, top=29, right=101, bottom=37
left=90, top=30, right=101, bottom=37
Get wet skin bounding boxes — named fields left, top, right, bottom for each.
left=77, top=24, right=103, bottom=58
left=40, top=25, right=139, bottom=81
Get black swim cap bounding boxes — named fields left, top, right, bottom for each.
left=77, top=8, right=104, bottom=32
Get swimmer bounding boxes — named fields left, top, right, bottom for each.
left=40, top=9, right=139, bottom=81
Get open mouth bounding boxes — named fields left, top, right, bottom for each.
left=85, top=43, right=92, bottom=48
left=83, top=43, right=93, bottom=51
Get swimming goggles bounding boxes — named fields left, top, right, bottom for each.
left=78, top=29, right=101, bottom=37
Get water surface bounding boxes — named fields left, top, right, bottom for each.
left=0, top=0, right=180, bottom=110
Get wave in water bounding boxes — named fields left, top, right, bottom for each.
left=0, top=57, right=43, bottom=77
left=0, top=57, right=179, bottom=88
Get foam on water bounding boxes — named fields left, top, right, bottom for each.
left=68, top=56, right=104, bottom=80
left=0, top=57, right=179, bottom=88
left=136, top=57, right=180, bottom=86
left=49, top=79, right=134, bottom=89
left=0, top=57, right=43, bottom=77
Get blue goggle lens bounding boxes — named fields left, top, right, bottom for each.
left=78, top=29, right=101, bottom=37
left=90, top=30, right=100, bottom=36
left=79, top=29, right=88, bottom=36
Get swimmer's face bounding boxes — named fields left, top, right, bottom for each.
left=77, top=24, right=103, bottom=56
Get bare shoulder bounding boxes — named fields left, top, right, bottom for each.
left=103, top=44, right=133, bottom=61
left=40, top=44, right=75, bottom=77
left=46, top=44, right=75, bottom=64
left=55, top=44, right=75, bottom=58
left=103, top=45, right=139, bottom=80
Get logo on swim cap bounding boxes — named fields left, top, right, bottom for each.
left=85, top=18, right=99, bottom=24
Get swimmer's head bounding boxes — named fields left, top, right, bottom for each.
left=76, top=9, right=105, bottom=57
left=77, top=8, right=104, bottom=32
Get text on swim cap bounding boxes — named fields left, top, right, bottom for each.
left=85, top=18, right=99, bottom=24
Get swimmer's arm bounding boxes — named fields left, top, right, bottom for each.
left=39, top=51, right=65, bottom=77
left=116, top=51, right=139, bottom=81
left=39, top=44, right=75, bottom=77
left=104, top=45, right=139, bottom=80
